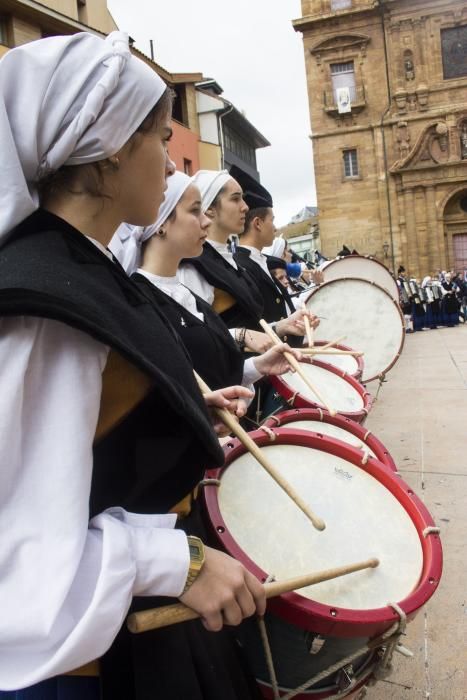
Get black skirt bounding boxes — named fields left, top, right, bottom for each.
left=100, top=504, right=263, bottom=700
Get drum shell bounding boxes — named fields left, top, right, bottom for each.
left=269, top=359, right=372, bottom=424
left=203, top=429, right=442, bottom=640
left=263, top=408, right=396, bottom=472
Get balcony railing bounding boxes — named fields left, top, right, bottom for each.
left=323, top=85, right=366, bottom=114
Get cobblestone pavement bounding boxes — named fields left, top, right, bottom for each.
left=362, top=325, right=467, bottom=700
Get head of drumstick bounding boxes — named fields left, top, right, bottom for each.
left=369, top=558, right=380, bottom=568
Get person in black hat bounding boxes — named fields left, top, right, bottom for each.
left=231, top=165, right=317, bottom=347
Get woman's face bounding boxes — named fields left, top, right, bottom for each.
left=116, top=109, right=175, bottom=226
left=165, top=185, right=210, bottom=259
left=209, top=178, right=248, bottom=235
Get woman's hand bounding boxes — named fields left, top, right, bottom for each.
left=253, top=343, right=302, bottom=376
left=180, top=546, right=266, bottom=632
left=275, top=308, right=320, bottom=337
left=242, top=330, right=274, bottom=354
left=203, top=384, right=254, bottom=435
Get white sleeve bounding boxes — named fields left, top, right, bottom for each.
left=0, top=317, right=190, bottom=689
left=242, top=357, right=262, bottom=386
left=179, top=263, right=215, bottom=305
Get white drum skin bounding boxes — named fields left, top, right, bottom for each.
left=311, top=342, right=362, bottom=379
left=305, top=278, right=404, bottom=383
left=320, top=256, right=399, bottom=301
left=218, top=443, right=422, bottom=611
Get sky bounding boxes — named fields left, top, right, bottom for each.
left=108, top=0, right=317, bottom=227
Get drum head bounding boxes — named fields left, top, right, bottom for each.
left=306, top=279, right=404, bottom=382
left=204, top=431, right=442, bottom=637
left=311, top=341, right=363, bottom=379
left=320, top=256, right=399, bottom=301
left=269, top=359, right=371, bottom=423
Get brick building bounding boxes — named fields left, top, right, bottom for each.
left=293, top=0, right=467, bottom=277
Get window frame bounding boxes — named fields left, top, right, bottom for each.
left=342, top=148, right=360, bottom=180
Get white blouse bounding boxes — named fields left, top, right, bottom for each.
left=179, top=239, right=237, bottom=307
left=0, top=316, right=190, bottom=689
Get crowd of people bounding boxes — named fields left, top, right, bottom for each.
left=397, top=266, right=467, bottom=332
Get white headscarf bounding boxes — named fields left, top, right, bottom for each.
left=262, top=236, right=286, bottom=258
left=0, top=31, right=166, bottom=242
left=110, top=171, right=192, bottom=274
left=191, top=170, right=231, bottom=213
left=421, top=276, right=432, bottom=288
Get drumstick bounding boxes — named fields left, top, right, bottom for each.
left=127, top=558, right=380, bottom=633
left=301, top=348, right=364, bottom=357
left=259, top=320, right=337, bottom=417
left=195, top=371, right=325, bottom=532
left=318, top=336, right=347, bottom=351
left=302, top=304, right=314, bottom=348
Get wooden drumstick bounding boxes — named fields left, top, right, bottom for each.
left=302, top=304, right=314, bottom=348
left=318, top=336, right=347, bottom=351
left=195, top=371, right=325, bottom=532
left=301, top=348, right=364, bottom=357
left=259, top=320, right=337, bottom=417
left=127, top=558, right=380, bottom=633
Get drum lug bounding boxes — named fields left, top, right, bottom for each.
left=337, top=664, right=357, bottom=693
left=308, top=634, right=326, bottom=655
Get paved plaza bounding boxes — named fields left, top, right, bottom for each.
left=363, top=325, right=467, bottom=699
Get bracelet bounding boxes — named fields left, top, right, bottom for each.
left=236, top=327, right=247, bottom=351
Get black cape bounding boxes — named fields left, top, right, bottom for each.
left=183, top=242, right=263, bottom=328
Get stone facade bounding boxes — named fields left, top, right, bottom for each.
left=293, top=0, right=467, bottom=278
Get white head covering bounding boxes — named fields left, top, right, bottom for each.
left=191, top=170, right=231, bottom=213
left=0, top=31, right=166, bottom=242
left=262, top=236, right=286, bottom=258
left=110, top=171, right=192, bottom=274
left=421, top=276, right=432, bottom=287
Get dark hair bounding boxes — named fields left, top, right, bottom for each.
left=37, top=87, right=174, bottom=203
left=242, top=207, right=270, bottom=234
left=208, top=185, right=228, bottom=211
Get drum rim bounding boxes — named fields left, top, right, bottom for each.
left=304, top=277, right=405, bottom=383
left=311, top=340, right=364, bottom=379
left=269, top=358, right=373, bottom=423
left=203, top=429, right=443, bottom=639
left=319, top=255, right=399, bottom=301
left=263, top=408, right=397, bottom=472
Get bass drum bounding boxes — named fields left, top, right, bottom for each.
left=319, top=256, right=398, bottom=302
left=203, top=429, right=442, bottom=699
left=263, top=408, right=397, bottom=472
left=305, top=278, right=404, bottom=383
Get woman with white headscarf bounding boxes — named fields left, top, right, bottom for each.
left=178, top=170, right=267, bottom=346
left=0, top=33, right=265, bottom=700
left=180, top=170, right=317, bottom=351
left=111, top=172, right=302, bottom=402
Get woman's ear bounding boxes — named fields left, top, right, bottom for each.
left=204, top=206, right=215, bottom=221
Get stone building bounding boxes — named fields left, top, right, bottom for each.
left=293, top=0, right=467, bottom=277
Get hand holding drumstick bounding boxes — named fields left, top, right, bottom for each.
left=197, top=371, right=326, bottom=532
left=128, top=558, right=380, bottom=633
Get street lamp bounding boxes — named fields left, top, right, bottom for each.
left=383, top=241, right=390, bottom=259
